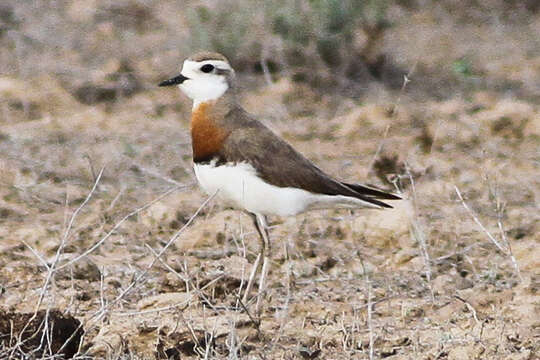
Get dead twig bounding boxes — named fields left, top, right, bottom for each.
left=406, top=164, right=434, bottom=303
left=454, top=185, right=506, bottom=253
left=454, top=295, right=481, bottom=326
left=35, top=167, right=104, bottom=312
left=9, top=169, right=104, bottom=358
left=366, top=61, right=416, bottom=177
left=494, top=189, right=522, bottom=281
left=56, top=183, right=193, bottom=271
left=74, top=190, right=218, bottom=348
left=358, top=254, right=375, bottom=360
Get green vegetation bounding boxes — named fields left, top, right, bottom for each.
left=186, top=0, right=392, bottom=86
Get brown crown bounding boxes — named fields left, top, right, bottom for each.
left=188, top=51, right=229, bottom=63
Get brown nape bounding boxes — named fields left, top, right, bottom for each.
left=191, top=102, right=230, bottom=163
left=189, top=51, right=229, bottom=63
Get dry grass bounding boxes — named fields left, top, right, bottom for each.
left=0, top=1, right=539, bottom=359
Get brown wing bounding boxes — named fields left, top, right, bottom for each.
left=217, top=118, right=398, bottom=208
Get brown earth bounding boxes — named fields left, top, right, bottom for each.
left=0, top=309, right=83, bottom=358
left=0, top=1, right=539, bottom=359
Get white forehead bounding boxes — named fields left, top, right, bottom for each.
left=181, top=59, right=232, bottom=74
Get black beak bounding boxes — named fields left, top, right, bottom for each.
left=158, top=74, right=189, bottom=87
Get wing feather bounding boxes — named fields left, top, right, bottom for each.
left=217, top=114, right=399, bottom=208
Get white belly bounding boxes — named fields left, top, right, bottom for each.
left=193, top=161, right=381, bottom=216
left=194, top=161, right=313, bottom=216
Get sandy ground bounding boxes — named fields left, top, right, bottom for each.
left=0, top=1, right=539, bottom=359
left=1, top=76, right=538, bottom=358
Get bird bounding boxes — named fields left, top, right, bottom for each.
left=159, top=51, right=400, bottom=313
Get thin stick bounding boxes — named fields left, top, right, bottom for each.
left=81, top=191, right=217, bottom=331
left=359, top=255, right=374, bottom=360
left=260, top=46, right=273, bottom=86
left=495, top=196, right=522, bottom=281
left=366, top=124, right=390, bottom=177
left=433, top=242, right=482, bottom=263
left=406, top=165, right=434, bottom=302
left=21, top=241, right=49, bottom=269
left=35, top=167, right=104, bottom=313
left=143, top=243, right=218, bottom=312
left=55, top=192, right=216, bottom=358
left=130, top=163, right=185, bottom=186
left=454, top=185, right=506, bottom=253
left=366, top=61, right=416, bottom=177
left=56, top=183, right=193, bottom=271
left=116, top=300, right=191, bottom=317
left=104, top=191, right=217, bottom=309
left=455, top=295, right=481, bottom=325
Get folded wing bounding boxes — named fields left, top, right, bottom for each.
left=218, top=112, right=400, bottom=209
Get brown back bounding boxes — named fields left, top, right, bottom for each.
left=190, top=95, right=397, bottom=207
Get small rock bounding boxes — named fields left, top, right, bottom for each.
left=448, top=344, right=484, bottom=360
left=299, top=345, right=321, bottom=359
left=350, top=260, right=376, bottom=276
left=138, top=292, right=194, bottom=310
left=57, top=258, right=101, bottom=282
left=72, top=60, right=141, bottom=104
left=432, top=274, right=454, bottom=294
left=288, top=259, right=316, bottom=278
left=506, top=350, right=532, bottom=360
left=72, top=258, right=101, bottom=282
left=394, top=249, right=417, bottom=265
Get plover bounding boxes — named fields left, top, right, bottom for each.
left=159, top=52, right=400, bottom=312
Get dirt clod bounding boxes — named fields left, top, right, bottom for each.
left=0, top=309, right=83, bottom=359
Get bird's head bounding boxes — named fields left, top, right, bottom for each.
left=159, top=52, right=234, bottom=106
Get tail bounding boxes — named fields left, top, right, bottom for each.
left=341, top=182, right=401, bottom=208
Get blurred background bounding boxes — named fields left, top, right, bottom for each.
left=1, top=0, right=539, bottom=102
left=0, top=1, right=538, bottom=359
left=0, top=0, right=538, bottom=193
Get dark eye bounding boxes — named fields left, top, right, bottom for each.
left=200, top=64, right=214, bottom=73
